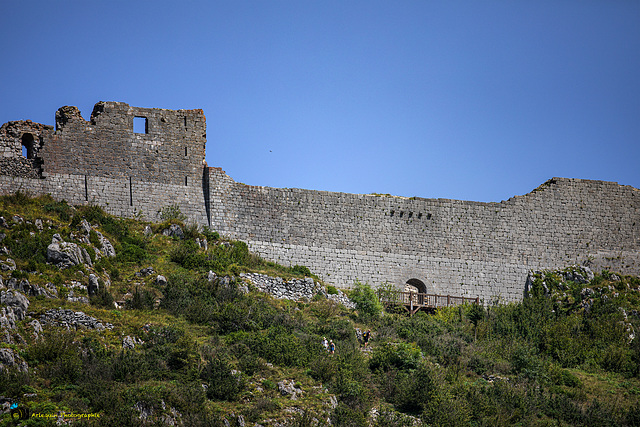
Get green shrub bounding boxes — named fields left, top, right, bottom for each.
left=202, top=227, right=220, bottom=242
left=369, top=342, right=422, bottom=372
left=600, top=344, right=635, bottom=375
left=350, top=281, right=382, bottom=319
left=90, top=285, right=115, bottom=309
left=0, top=368, right=31, bottom=399
left=26, top=329, right=82, bottom=385
left=183, top=223, right=200, bottom=240
left=160, top=271, right=229, bottom=324
left=159, top=204, right=187, bottom=223
left=511, top=344, right=543, bottom=380
left=117, top=240, right=148, bottom=264
left=170, top=239, right=251, bottom=272
left=111, top=349, right=151, bottom=382
left=76, top=204, right=109, bottom=225
left=309, top=353, right=338, bottom=383
left=261, top=379, right=277, bottom=390
left=11, top=269, right=28, bottom=279
left=88, top=229, right=101, bottom=246
left=327, top=285, right=339, bottom=295
left=423, top=390, right=473, bottom=427
left=392, top=362, right=437, bottom=415
left=290, top=264, right=311, bottom=276
left=126, top=286, right=155, bottom=310
left=43, top=199, right=72, bottom=221
left=466, top=303, right=485, bottom=341
left=169, top=239, right=204, bottom=268
left=374, top=405, right=418, bottom=427
left=201, top=355, right=245, bottom=401
left=6, top=228, right=55, bottom=264
left=540, top=316, right=586, bottom=367
left=333, top=368, right=370, bottom=411
left=228, top=327, right=315, bottom=367
left=332, top=403, right=367, bottom=427
left=238, top=351, right=262, bottom=376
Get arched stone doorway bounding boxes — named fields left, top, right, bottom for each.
left=405, top=278, right=427, bottom=294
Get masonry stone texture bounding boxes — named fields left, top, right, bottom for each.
left=1, top=102, right=639, bottom=302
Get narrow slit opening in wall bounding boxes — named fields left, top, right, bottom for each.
left=133, top=116, right=148, bottom=134
left=184, top=116, right=187, bottom=128
left=185, top=176, right=188, bottom=186
left=84, top=175, right=88, bottom=201
left=185, top=147, right=187, bottom=156
left=129, top=177, right=133, bottom=206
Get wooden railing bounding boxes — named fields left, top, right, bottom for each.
left=377, top=289, right=479, bottom=314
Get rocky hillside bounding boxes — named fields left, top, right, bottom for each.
left=1, top=191, right=640, bottom=426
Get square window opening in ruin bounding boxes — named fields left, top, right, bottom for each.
left=21, top=133, right=35, bottom=159
left=133, top=116, right=148, bottom=134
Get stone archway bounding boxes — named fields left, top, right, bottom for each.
left=405, top=278, right=427, bottom=294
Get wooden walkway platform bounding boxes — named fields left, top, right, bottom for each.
left=377, top=290, right=479, bottom=316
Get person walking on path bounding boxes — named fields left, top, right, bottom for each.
left=329, top=340, right=335, bottom=355
left=322, top=337, right=329, bottom=352
left=363, top=330, right=371, bottom=348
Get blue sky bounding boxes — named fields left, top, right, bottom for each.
left=1, top=1, right=638, bottom=202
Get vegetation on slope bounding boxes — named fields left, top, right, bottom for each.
left=0, top=192, right=639, bottom=426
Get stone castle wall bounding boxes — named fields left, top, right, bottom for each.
left=208, top=168, right=640, bottom=301
left=0, top=102, right=209, bottom=225
left=2, top=102, right=639, bottom=302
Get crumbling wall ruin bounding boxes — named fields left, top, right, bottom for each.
left=0, top=120, right=51, bottom=178
left=0, top=102, right=209, bottom=225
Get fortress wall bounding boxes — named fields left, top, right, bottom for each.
left=246, top=241, right=531, bottom=302
left=0, top=173, right=209, bottom=227
left=2, top=102, right=639, bottom=302
left=209, top=168, right=640, bottom=300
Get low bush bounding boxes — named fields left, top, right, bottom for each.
left=90, top=285, right=115, bottom=308
left=125, top=286, right=155, bottom=310
left=350, top=281, right=382, bottom=320
left=392, top=362, right=437, bottom=415
left=201, top=354, right=245, bottom=401
left=159, top=204, right=187, bottom=223
left=290, top=264, right=311, bottom=276
left=227, top=327, right=316, bottom=367
left=369, top=342, right=422, bottom=372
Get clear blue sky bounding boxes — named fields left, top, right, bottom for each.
left=1, top=1, right=638, bottom=202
